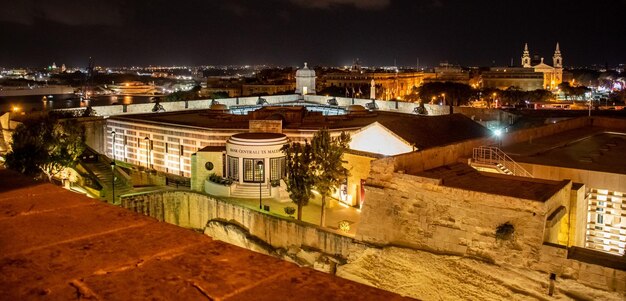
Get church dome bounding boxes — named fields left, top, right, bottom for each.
left=295, top=62, right=315, bottom=77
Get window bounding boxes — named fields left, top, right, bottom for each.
left=270, top=157, right=286, bottom=181
left=243, top=158, right=264, bottom=183
left=228, top=156, right=239, bottom=181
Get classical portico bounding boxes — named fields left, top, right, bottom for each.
left=225, top=132, right=288, bottom=186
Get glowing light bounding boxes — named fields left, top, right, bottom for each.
left=494, top=129, right=502, bottom=137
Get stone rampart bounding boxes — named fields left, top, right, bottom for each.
left=374, top=116, right=593, bottom=176
left=120, top=191, right=361, bottom=259
left=358, top=172, right=571, bottom=266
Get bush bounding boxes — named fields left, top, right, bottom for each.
left=284, top=206, right=296, bottom=216
left=270, top=179, right=280, bottom=187
left=208, top=173, right=232, bottom=186
left=495, top=222, right=515, bottom=240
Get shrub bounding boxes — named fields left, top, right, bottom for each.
left=208, top=173, right=232, bottom=186
left=284, top=206, right=296, bottom=216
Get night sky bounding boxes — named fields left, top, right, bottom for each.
left=1, top=0, right=625, bottom=68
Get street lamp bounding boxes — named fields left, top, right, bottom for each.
left=144, top=136, right=150, bottom=169
left=257, top=160, right=264, bottom=210
left=494, top=129, right=502, bottom=148
left=111, top=130, right=116, bottom=162
left=110, top=161, right=116, bottom=203
left=441, top=93, right=446, bottom=106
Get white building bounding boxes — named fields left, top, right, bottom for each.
left=295, top=62, right=316, bottom=95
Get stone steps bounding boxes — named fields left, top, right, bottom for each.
left=81, top=161, right=133, bottom=203
left=231, top=184, right=272, bottom=198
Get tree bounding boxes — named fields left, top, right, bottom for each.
left=5, top=114, right=86, bottom=181
left=281, top=140, right=315, bottom=220
left=417, top=82, right=476, bottom=106
left=311, top=129, right=351, bottom=227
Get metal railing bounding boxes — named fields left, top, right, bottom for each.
left=472, top=146, right=533, bottom=178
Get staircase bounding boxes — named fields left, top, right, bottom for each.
left=472, top=146, right=533, bottom=178
left=80, top=154, right=133, bottom=204
left=231, top=183, right=272, bottom=199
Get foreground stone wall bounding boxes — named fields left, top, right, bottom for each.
left=121, top=190, right=626, bottom=298
left=121, top=191, right=361, bottom=259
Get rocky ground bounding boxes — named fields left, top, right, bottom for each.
left=205, top=220, right=625, bottom=301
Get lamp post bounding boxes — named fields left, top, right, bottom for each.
left=110, top=161, right=116, bottom=203
left=494, top=129, right=502, bottom=148
left=441, top=93, right=446, bottom=106
left=257, top=160, right=264, bottom=210
left=111, top=130, right=116, bottom=161
left=144, top=136, right=150, bottom=169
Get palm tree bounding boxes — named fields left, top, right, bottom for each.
left=311, top=129, right=351, bottom=227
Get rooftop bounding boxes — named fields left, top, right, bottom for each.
left=232, top=132, right=286, bottom=140
left=416, top=163, right=569, bottom=202
left=0, top=168, right=412, bottom=301
left=111, top=107, right=492, bottom=151
left=504, top=128, right=626, bottom=175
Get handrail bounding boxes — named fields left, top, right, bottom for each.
left=83, top=145, right=133, bottom=186
left=472, top=146, right=533, bottom=178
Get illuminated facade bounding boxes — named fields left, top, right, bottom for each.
left=106, top=105, right=491, bottom=206
left=322, top=70, right=423, bottom=100
left=295, top=62, right=316, bottom=95
left=586, top=188, right=626, bottom=255
left=522, top=43, right=564, bottom=90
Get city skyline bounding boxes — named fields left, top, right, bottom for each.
left=1, top=0, right=625, bottom=68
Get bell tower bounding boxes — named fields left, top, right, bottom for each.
left=521, top=43, right=531, bottom=68
left=553, top=42, right=562, bottom=68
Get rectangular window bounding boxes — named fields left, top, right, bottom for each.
left=270, top=158, right=280, bottom=181
left=270, top=157, right=285, bottom=181
left=228, top=156, right=239, bottom=181
left=243, top=158, right=264, bottom=183
left=243, top=159, right=254, bottom=182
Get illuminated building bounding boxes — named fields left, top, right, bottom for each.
left=295, top=63, right=316, bottom=95
left=322, top=70, right=423, bottom=100
left=422, top=63, right=472, bottom=85
left=241, top=83, right=295, bottom=96
left=481, top=67, right=545, bottom=91
left=523, top=42, right=564, bottom=90
left=105, top=104, right=490, bottom=206
left=481, top=43, right=566, bottom=91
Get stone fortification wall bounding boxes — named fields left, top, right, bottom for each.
left=591, top=116, right=626, bottom=130
left=58, top=94, right=301, bottom=117
left=120, top=191, right=361, bottom=259
left=78, top=117, right=107, bottom=154
left=358, top=172, right=571, bottom=266
left=120, top=189, right=626, bottom=298
left=535, top=244, right=626, bottom=293
left=373, top=116, right=592, bottom=176
left=57, top=94, right=513, bottom=119
left=500, top=116, right=590, bottom=148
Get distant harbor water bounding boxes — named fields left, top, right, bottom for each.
left=0, top=94, right=159, bottom=113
